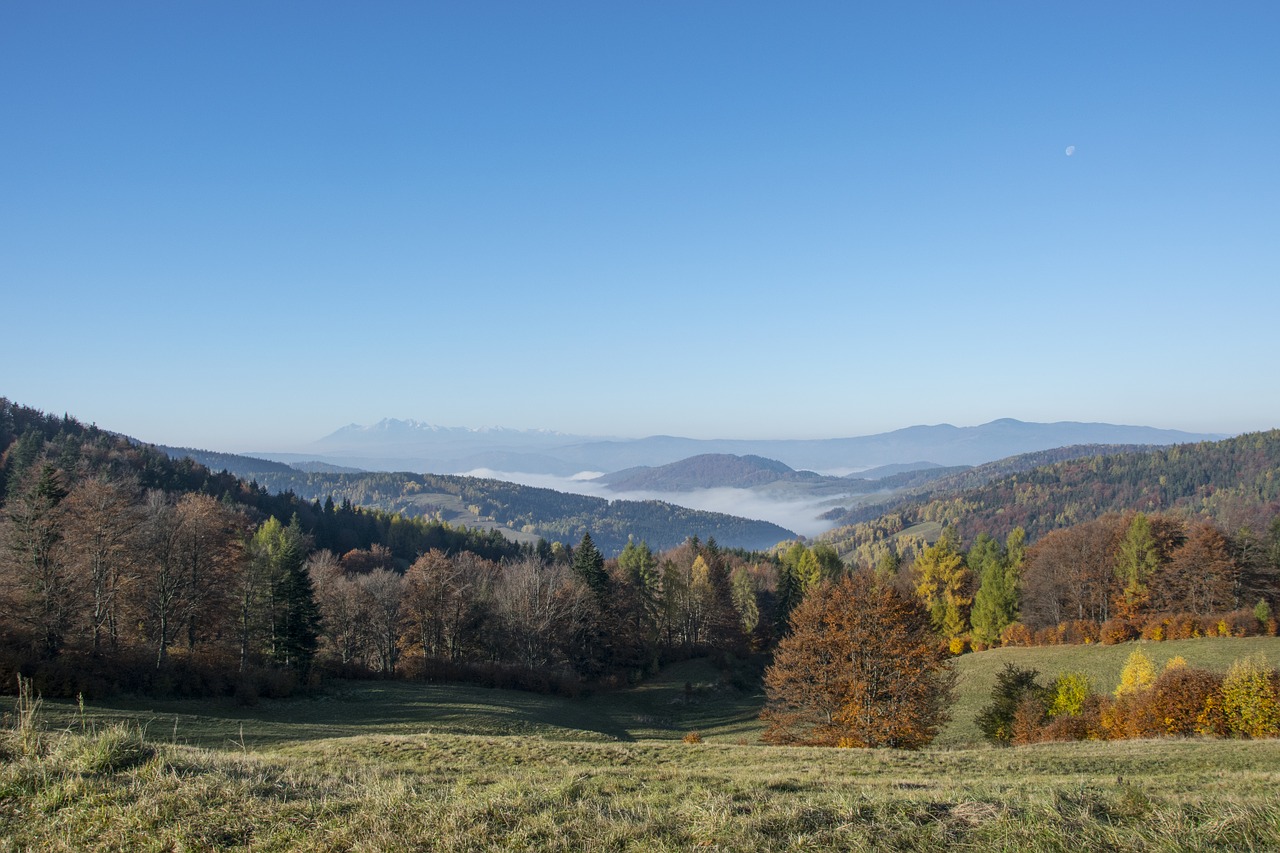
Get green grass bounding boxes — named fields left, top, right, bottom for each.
left=26, top=658, right=764, bottom=752
left=7, top=638, right=1280, bottom=850
left=4, top=719, right=1280, bottom=850
left=24, top=637, right=1280, bottom=754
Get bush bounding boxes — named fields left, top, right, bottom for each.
left=1047, top=672, right=1092, bottom=718
left=976, top=664, right=1046, bottom=744
left=1148, top=666, right=1223, bottom=736
left=1167, top=613, right=1206, bottom=641
left=1100, top=618, right=1138, bottom=645
left=1140, top=617, right=1168, bottom=642
left=1114, top=648, right=1156, bottom=698
left=999, top=623, right=1032, bottom=647
left=1062, top=621, right=1100, bottom=645
left=1222, top=609, right=1262, bottom=638
left=1220, top=655, right=1280, bottom=739
left=1011, top=694, right=1048, bottom=745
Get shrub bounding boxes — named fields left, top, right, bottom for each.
left=1098, top=694, right=1156, bottom=740
left=1140, top=617, right=1168, bottom=642
left=1148, top=666, right=1223, bottom=736
left=682, top=731, right=703, bottom=744
left=1047, top=672, right=1092, bottom=718
left=1254, top=599, right=1273, bottom=625
left=1167, top=613, right=1205, bottom=641
left=1062, top=621, right=1100, bottom=645
left=1011, top=694, right=1048, bottom=745
left=1222, top=609, right=1262, bottom=638
left=976, top=664, right=1047, bottom=745
left=1220, top=655, right=1280, bottom=739
left=999, top=623, right=1032, bottom=647
left=1100, top=618, right=1138, bottom=645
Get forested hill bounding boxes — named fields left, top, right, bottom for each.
left=0, top=400, right=525, bottom=564
left=820, top=443, right=1164, bottom=529
left=598, top=454, right=834, bottom=491
left=821, top=431, right=1280, bottom=563
left=0, top=402, right=795, bottom=557
left=157, top=448, right=796, bottom=554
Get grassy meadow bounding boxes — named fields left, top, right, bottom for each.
left=5, top=638, right=1280, bottom=850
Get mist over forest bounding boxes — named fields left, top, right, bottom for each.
left=465, top=468, right=841, bottom=538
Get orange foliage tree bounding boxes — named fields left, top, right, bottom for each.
left=761, top=570, right=954, bottom=749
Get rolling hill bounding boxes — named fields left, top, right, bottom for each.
left=820, top=430, right=1280, bottom=560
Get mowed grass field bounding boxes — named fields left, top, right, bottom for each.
left=5, top=637, right=1280, bottom=851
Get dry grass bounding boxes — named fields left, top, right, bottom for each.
left=6, top=641, right=1280, bottom=850
left=3, top=714, right=1280, bottom=851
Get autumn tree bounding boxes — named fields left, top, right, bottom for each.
left=134, top=490, right=190, bottom=667
left=761, top=570, right=954, bottom=748
left=1021, top=515, right=1125, bottom=628
left=492, top=555, right=578, bottom=670
left=1156, top=522, right=1238, bottom=615
left=913, top=528, right=970, bottom=640
left=308, top=550, right=369, bottom=667
left=358, top=568, right=405, bottom=674
left=0, top=463, right=76, bottom=656
left=60, top=478, right=138, bottom=654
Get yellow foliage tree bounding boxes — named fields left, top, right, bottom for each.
left=1114, top=648, right=1156, bottom=698
left=913, top=529, right=970, bottom=641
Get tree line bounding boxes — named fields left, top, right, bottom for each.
left=863, top=510, right=1280, bottom=654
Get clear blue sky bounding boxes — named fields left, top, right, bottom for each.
left=3, top=2, right=1277, bottom=451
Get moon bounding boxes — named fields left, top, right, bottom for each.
left=1065, top=145, right=1076, bottom=156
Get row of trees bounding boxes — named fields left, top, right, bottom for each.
left=877, top=511, right=1280, bottom=652
left=303, top=533, right=785, bottom=688
left=2, top=439, right=817, bottom=695
left=0, top=464, right=324, bottom=691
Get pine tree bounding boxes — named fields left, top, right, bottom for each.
left=969, top=531, right=1021, bottom=646
left=571, top=532, right=609, bottom=600
left=1115, top=513, right=1161, bottom=618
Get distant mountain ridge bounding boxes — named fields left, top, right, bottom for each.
left=269, top=418, right=1227, bottom=477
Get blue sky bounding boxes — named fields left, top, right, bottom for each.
left=3, top=2, right=1277, bottom=451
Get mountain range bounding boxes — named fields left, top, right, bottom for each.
left=255, top=418, right=1224, bottom=477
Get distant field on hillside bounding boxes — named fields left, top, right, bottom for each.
left=942, top=635, right=1280, bottom=746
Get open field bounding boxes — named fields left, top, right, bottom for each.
left=3, top=720, right=1279, bottom=850
left=26, top=637, right=1280, bottom=752
left=6, top=638, right=1280, bottom=850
